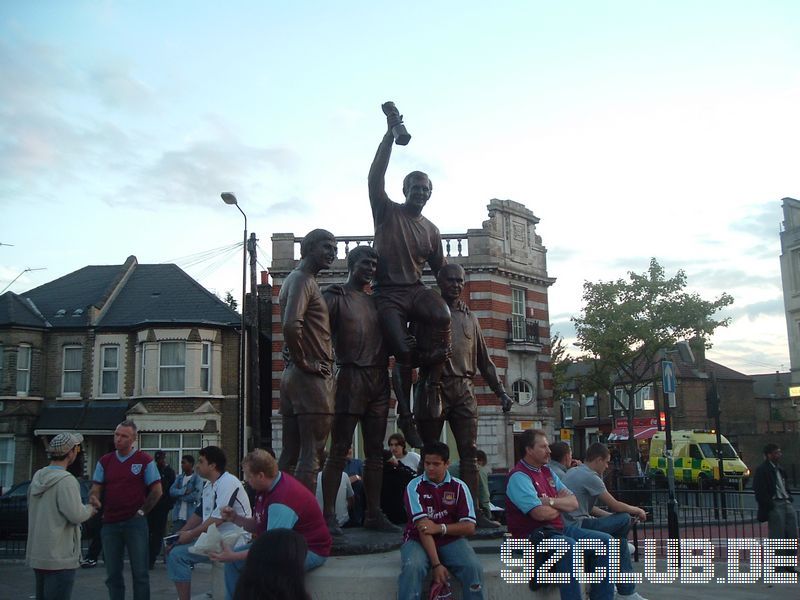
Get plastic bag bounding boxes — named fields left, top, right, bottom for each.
left=428, top=581, right=453, bottom=600
left=188, top=523, right=245, bottom=556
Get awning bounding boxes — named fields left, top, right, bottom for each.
left=608, top=425, right=658, bottom=441
left=34, top=401, right=130, bottom=436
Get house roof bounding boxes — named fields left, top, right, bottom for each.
left=750, top=371, right=791, bottom=399
left=23, top=264, right=125, bottom=327
left=98, top=264, right=240, bottom=328
left=0, top=291, right=48, bottom=327
left=4, top=257, right=240, bottom=330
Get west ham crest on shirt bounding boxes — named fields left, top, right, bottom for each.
left=548, top=478, right=555, bottom=487
left=131, top=463, right=143, bottom=475
left=443, top=491, right=456, bottom=505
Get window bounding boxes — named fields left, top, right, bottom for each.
left=0, top=435, right=14, bottom=494
left=689, top=445, right=703, bottom=460
left=511, top=288, right=526, bottom=340
left=512, top=379, right=534, bottom=405
left=562, top=401, right=573, bottom=422
left=584, top=394, right=597, bottom=418
left=201, top=342, right=211, bottom=393
left=0, top=344, right=4, bottom=386
left=159, top=342, right=186, bottom=392
left=614, top=388, right=628, bottom=411
left=139, top=432, right=202, bottom=473
left=16, top=345, right=31, bottom=395
left=633, top=385, right=653, bottom=410
left=140, top=342, right=147, bottom=393
left=62, top=346, right=82, bottom=396
left=101, top=346, right=119, bottom=395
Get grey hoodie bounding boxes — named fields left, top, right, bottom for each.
left=26, top=467, right=94, bottom=570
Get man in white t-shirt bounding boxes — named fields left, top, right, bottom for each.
left=166, top=446, right=251, bottom=600
left=316, top=470, right=354, bottom=527
left=562, top=442, right=647, bottom=600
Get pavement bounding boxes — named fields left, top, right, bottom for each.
left=1, top=539, right=797, bottom=599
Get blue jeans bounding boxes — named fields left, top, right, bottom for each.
left=223, top=542, right=326, bottom=600
left=548, top=524, right=615, bottom=600
left=34, top=568, right=76, bottom=600
left=166, top=542, right=210, bottom=582
left=100, top=515, right=150, bottom=600
left=580, top=513, right=636, bottom=596
left=398, top=538, right=484, bottom=600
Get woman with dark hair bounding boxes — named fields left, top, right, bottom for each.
left=233, top=528, right=311, bottom=600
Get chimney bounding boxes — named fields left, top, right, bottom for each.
left=688, top=336, right=706, bottom=370
left=260, top=270, right=269, bottom=285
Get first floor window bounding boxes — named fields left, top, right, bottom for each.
left=0, top=435, right=14, bottom=494
left=562, top=401, right=573, bottom=421
left=62, top=346, right=82, bottom=395
left=584, top=394, right=597, bottom=418
left=16, top=345, right=31, bottom=395
left=139, top=432, right=202, bottom=474
left=201, top=342, right=211, bottom=393
left=159, top=342, right=186, bottom=392
left=102, top=346, right=119, bottom=395
left=511, top=288, right=526, bottom=340
left=614, top=388, right=627, bottom=411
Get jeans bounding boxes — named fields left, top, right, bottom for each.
left=398, top=538, right=484, bottom=600
left=166, top=542, right=210, bottom=582
left=548, top=524, right=615, bottom=600
left=223, top=542, right=326, bottom=600
left=100, top=515, right=150, bottom=600
left=580, top=512, right=636, bottom=595
left=34, top=568, right=76, bottom=600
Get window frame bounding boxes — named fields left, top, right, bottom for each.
left=584, top=394, right=598, bottom=418
left=0, top=434, right=15, bottom=494
left=16, top=344, right=31, bottom=396
left=101, top=345, right=120, bottom=396
left=138, top=432, right=202, bottom=474
left=61, top=345, right=82, bottom=397
left=510, top=288, right=526, bottom=340
left=200, top=341, right=211, bottom=393
left=158, top=341, right=186, bottom=393
left=512, top=379, right=534, bottom=405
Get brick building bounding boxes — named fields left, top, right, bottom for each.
left=0, top=256, right=241, bottom=490
left=268, top=199, right=555, bottom=471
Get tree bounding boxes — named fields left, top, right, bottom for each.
left=572, top=258, right=733, bottom=455
left=224, top=290, right=238, bottom=311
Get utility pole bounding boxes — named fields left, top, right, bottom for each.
left=660, top=358, right=681, bottom=544
left=707, top=372, right=727, bottom=518
left=246, top=232, right=261, bottom=452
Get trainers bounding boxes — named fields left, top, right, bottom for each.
left=80, top=558, right=97, bottom=568
left=616, top=593, right=648, bottom=600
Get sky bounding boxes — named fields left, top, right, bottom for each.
left=1, top=1, right=798, bottom=375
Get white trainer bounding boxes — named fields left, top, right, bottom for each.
left=616, top=592, right=648, bottom=600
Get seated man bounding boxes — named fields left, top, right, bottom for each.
left=212, top=449, right=332, bottom=599
left=166, top=446, right=251, bottom=600
left=399, top=441, right=484, bottom=600
left=563, top=442, right=648, bottom=600
left=505, top=429, right=614, bottom=600
left=316, top=454, right=355, bottom=528
left=548, top=441, right=580, bottom=480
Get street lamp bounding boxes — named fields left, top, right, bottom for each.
left=221, top=192, right=247, bottom=467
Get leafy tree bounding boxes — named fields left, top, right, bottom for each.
left=572, top=258, right=733, bottom=454
left=550, top=332, right=572, bottom=405
left=224, top=290, right=238, bottom=311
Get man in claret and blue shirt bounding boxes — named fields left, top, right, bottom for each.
left=505, top=429, right=615, bottom=600
left=399, top=441, right=484, bottom=600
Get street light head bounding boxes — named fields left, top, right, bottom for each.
left=221, top=192, right=238, bottom=205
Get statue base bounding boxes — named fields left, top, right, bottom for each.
left=329, top=524, right=507, bottom=556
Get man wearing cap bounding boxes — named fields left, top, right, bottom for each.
left=27, top=432, right=98, bottom=600
left=91, top=419, right=162, bottom=600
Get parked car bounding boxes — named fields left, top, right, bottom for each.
left=0, top=478, right=92, bottom=539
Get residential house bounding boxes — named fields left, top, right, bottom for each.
left=0, top=256, right=241, bottom=490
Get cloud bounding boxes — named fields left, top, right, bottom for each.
left=730, top=203, right=783, bottom=239
left=88, top=62, right=156, bottom=111
left=723, top=297, right=785, bottom=322
left=683, top=268, right=780, bottom=290
left=112, top=138, right=300, bottom=209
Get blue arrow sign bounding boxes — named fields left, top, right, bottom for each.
left=662, top=360, right=676, bottom=394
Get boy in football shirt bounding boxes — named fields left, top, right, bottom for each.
left=399, top=441, right=483, bottom=600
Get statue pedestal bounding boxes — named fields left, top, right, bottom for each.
left=330, top=524, right=507, bottom=555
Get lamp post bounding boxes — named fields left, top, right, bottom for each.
left=221, top=192, right=247, bottom=467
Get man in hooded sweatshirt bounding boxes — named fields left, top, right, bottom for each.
left=26, top=432, right=98, bottom=600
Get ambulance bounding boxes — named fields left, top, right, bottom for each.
left=648, top=430, right=750, bottom=488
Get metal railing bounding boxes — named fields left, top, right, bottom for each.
left=507, top=316, right=540, bottom=344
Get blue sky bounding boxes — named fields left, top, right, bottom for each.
left=2, top=1, right=799, bottom=374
